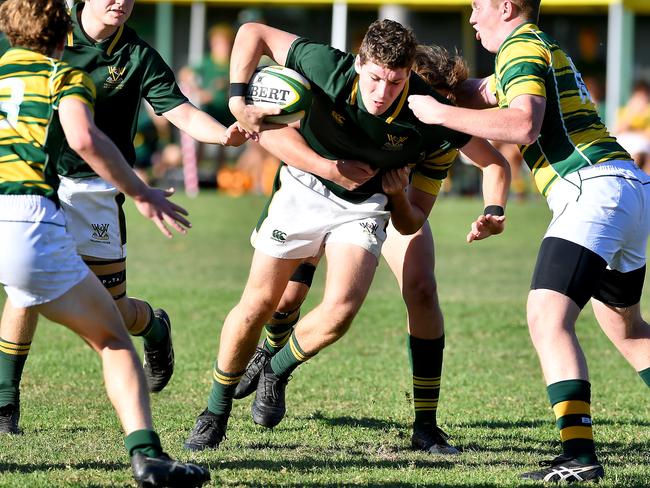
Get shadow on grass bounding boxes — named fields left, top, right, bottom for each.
left=0, top=460, right=125, bottom=473
left=305, top=412, right=403, bottom=430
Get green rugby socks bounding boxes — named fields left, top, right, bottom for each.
left=207, top=364, right=243, bottom=416
left=125, top=429, right=162, bottom=458
left=269, top=333, right=314, bottom=379
left=408, top=335, right=444, bottom=427
left=0, top=338, right=30, bottom=406
left=639, top=367, right=650, bottom=387
left=548, top=379, right=597, bottom=464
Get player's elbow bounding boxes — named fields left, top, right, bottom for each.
left=516, top=122, right=540, bottom=146
left=65, top=127, right=96, bottom=156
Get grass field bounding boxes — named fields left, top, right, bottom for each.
left=0, top=193, right=648, bottom=487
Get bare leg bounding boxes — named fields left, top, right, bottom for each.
left=382, top=220, right=443, bottom=339
left=36, top=273, right=152, bottom=434
left=293, top=243, right=378, bottom=354
left=591, top=299, right=650, bottom=371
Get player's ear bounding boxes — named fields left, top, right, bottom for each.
left=354, top=55, right=362, bottom=74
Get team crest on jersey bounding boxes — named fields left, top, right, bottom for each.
left=91, top=223, right=110, bottom=241
left=383, top=134, right=408, bottom=151
left=331, top=111, right=345, bottom=126
left=104, top=66, right=127, bottom=89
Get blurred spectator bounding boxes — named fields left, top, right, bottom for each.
left=194, top=23, right=236, bottom=127
left=583, top=74, right=606, bottom=121
left=616, top=80, right=650, bottom=174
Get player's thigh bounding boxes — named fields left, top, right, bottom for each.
left=36, top=273, right=131, bottom=350
left=240, top=250, right=303, bottom=312
left=322, top=242, right=378, bottom=314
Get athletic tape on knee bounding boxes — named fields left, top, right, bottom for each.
left=84, top=257, right=127, bottom=299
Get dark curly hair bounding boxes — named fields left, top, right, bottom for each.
left=358, top=19, right=418, bottom=70
left=0, top=0, right=71, bottom=56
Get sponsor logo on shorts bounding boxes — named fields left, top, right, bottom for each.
left=104, top=66, right=127, bottom=90
left=359, top=222, right=378, bottom=235
left=91, top=223, right=110, bottom=242
left=383, top=134, right=408, bottom=151
left=271, top=229, right=287, bottom=243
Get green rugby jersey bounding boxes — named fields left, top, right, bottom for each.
left=57, top=2, right=187, bottom=177
left=0, top=48, right=95, bottom=203
left=285, top=38, right=471, bottom=203
left=0, top=33, right=9, bottom=58
left=491, top=23, right=631, bottom=196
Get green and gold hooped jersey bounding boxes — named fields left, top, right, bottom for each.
left=57, top=2, right=187, bottom=178
left=285, top=38, right=471, bottom=203
left=0, top=48, right=95, bottom=203
left=493, top=23, right=631, bottom=196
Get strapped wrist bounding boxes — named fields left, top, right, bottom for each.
left=229, top=82, right=249, bottom=98
left=483, top=205, right=504, bottom=216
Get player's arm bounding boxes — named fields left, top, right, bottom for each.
left=384, top=174, right=435, bottom=236
left=459, top=136, right=511, bottom=242
left=162, top=101, right=249, bottom=147
left=229, top=23, right=298, bottom=132
left=257, top=126, right=377, bottom=190
left=58, top=97, right=190, bottom=238
left=408, top=92, right=546, bottom=145
left=455, top=76, right=497, bottom=108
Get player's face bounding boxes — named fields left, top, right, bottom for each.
left=86, top=0, right=135, bottom=27
left=355, top=58, right=410, bottom=116
left=470, top=0, right=503, bottom=53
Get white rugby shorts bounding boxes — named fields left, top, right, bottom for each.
left=545, top=160, right=650, bottom=272
left=58, top=176, right=126, bottom=259
left=0, top=195, right=89, bottom=307
left=252, top=165, right=390, bottom=259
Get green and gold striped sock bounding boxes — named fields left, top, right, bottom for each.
left=548, top=379, right=597, bottom=464
left=269, top=333, right=314, bottom=379
left=263, top=315, right=297, bottom=354
left=638, top=367, right=650, bottom=387
left=408, top=335, right=444, bottom=427
left=207, top=364, right=243, bottom=416
left=0, top=338, right=30, bottom=406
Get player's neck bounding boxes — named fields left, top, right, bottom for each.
left=80, top=6, right=120, bottom=43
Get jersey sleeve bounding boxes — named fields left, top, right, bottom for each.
left=411, top=145, right=458, bottom=197
left=141, top=46, right=188, bottom=115
left=496, top=36, right=550, bottom=106
left=52, top=66, right=96, bottom=111
left=285, top=38, right=355, bottom=100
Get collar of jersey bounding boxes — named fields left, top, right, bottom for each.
left=67, top=2, right=124, bottom=56
left=2, top=47, right=51, bottom=64
left=349, top=75, right=410, bottom=124
left=498, top=22, right=539, bottom=55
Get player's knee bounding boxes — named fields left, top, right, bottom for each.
left=402, top=276, right=438, bottom=309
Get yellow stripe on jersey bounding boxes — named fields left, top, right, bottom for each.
left=106, top=25, right=125, bottom=56
left=385, top=78, right=410, bottom=124
left=0, top=160, right=44, bottom=182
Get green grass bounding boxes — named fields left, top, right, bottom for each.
left=0, top=193, right=648, bottom=487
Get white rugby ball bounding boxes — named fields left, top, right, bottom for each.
left=246, top=65, right=312, bottom=124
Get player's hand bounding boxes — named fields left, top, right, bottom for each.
left=382, top=167, right=411, bottom=195
left=408, top=95, right=446, bottom=125
left=222, top=122, right=252, bottom=147
left=329, top=160, right=378, bottom=190
left=228, top=97, right=282, bottom=133
left=133, top=187, right=191, bottom=238
left=466, top=213, right=506, bottom=243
